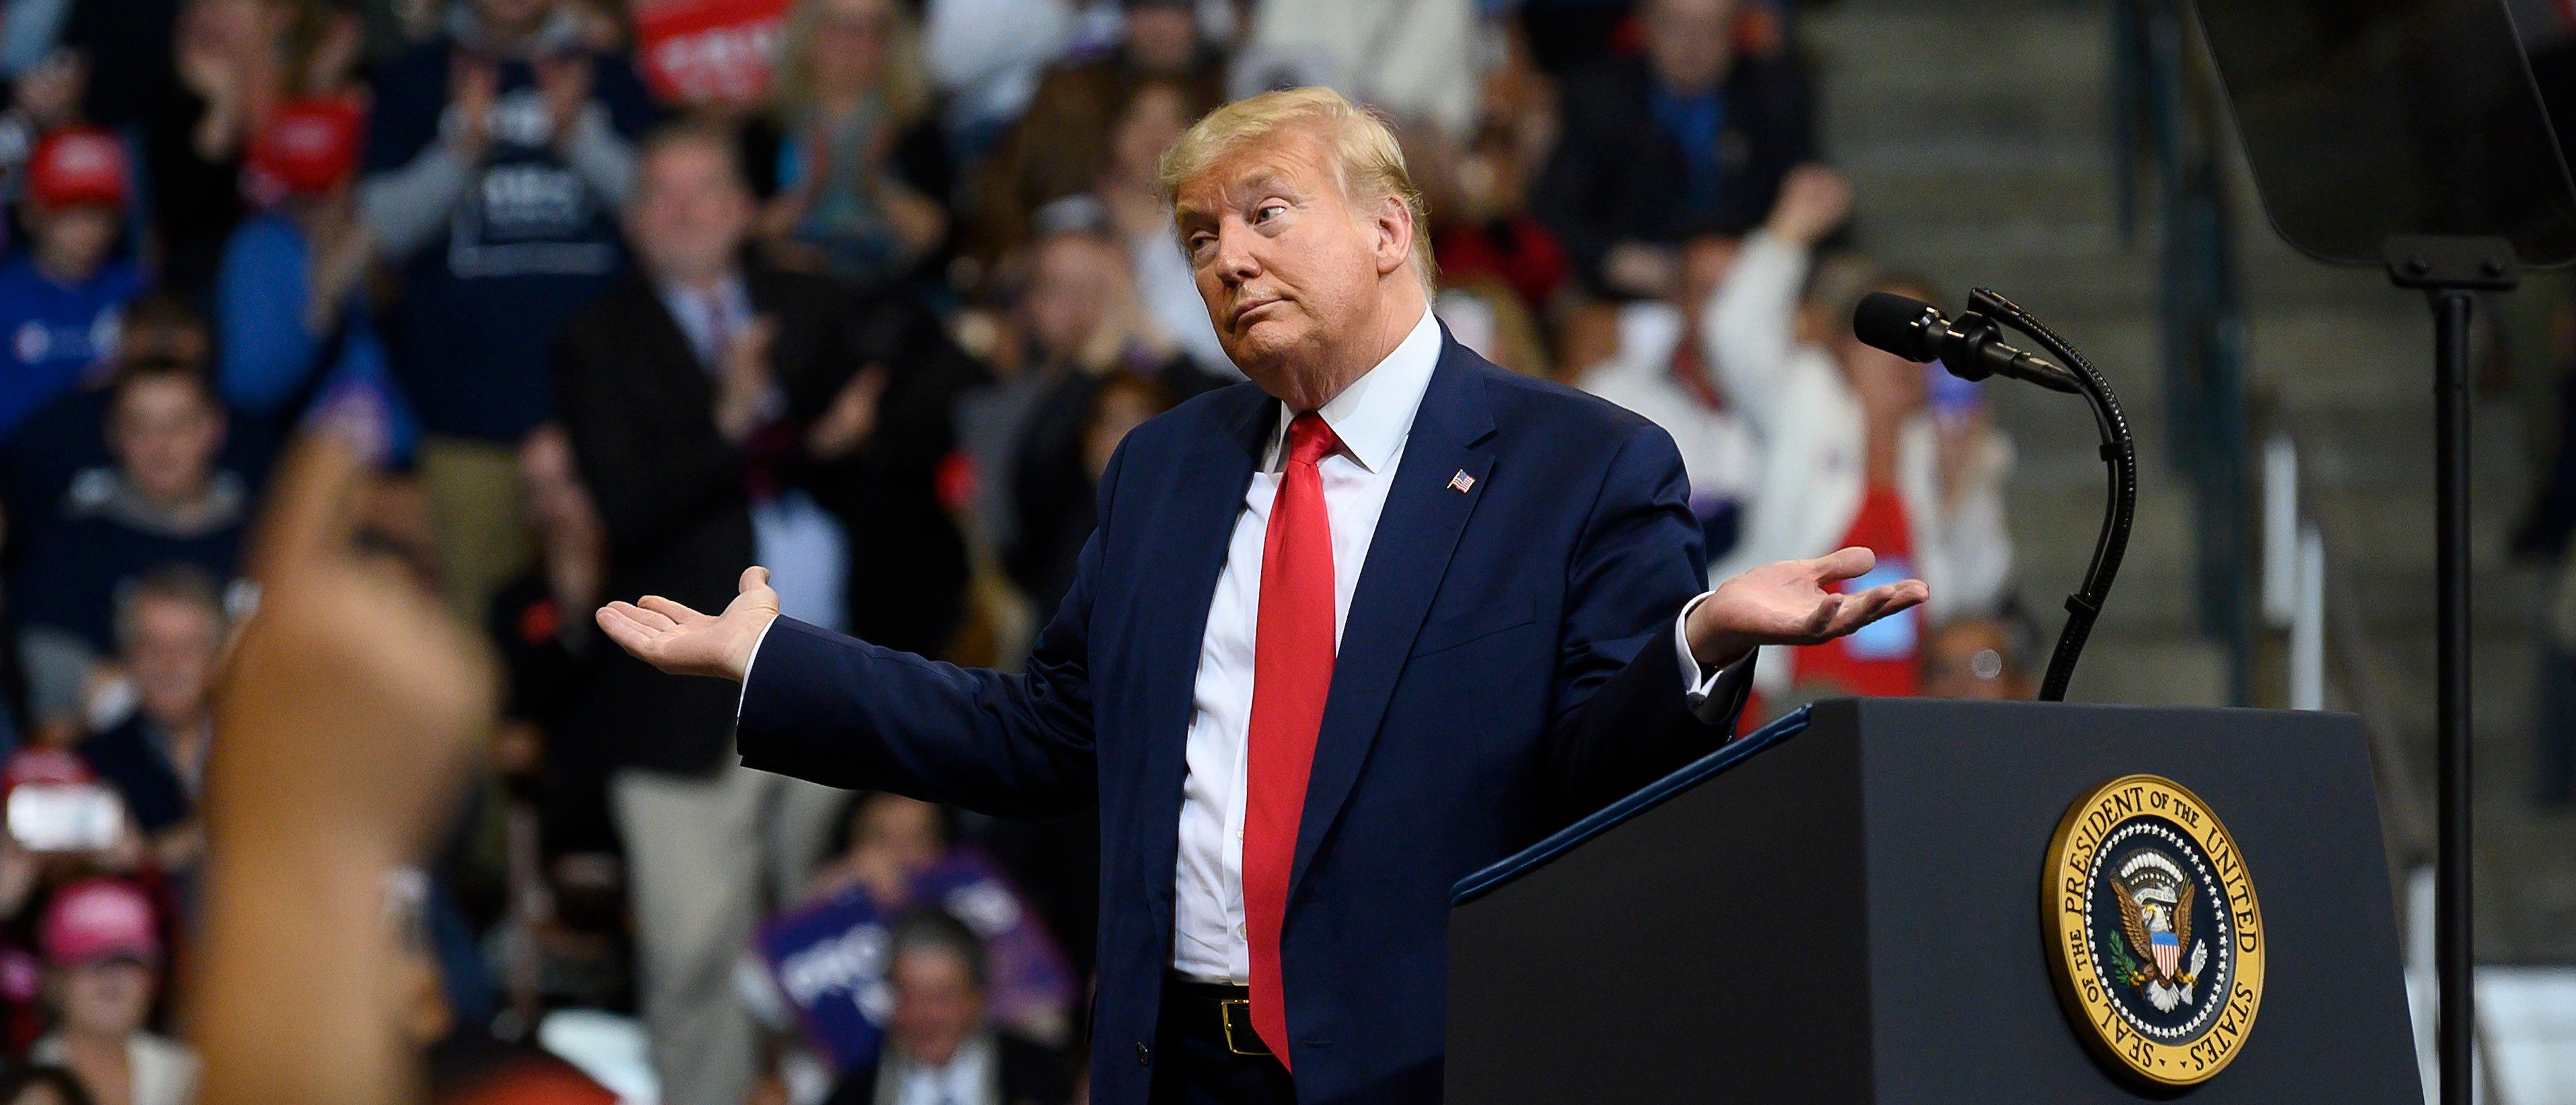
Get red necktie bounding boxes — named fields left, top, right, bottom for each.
left=1244, top=411, right=1340, bottom=1067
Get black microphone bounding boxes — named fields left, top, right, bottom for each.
left=1851, top=291, right=2082, bottom=394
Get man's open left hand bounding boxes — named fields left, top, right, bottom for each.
left=1686, top=546, right=1929, bottom=668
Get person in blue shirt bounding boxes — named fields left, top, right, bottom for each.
left=0, top=126, right=145, bottom=443
left=218, top=96, right=421, bottom=468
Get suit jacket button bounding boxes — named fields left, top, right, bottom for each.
left=1137, top=1041, right=1151, bottom=1066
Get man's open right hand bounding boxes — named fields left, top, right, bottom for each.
left=596, top=566, right=781, bottom=683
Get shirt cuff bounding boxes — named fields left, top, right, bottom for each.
left=734, top=616, right=782, bottom=720
left=1674, top=592, right=1756, bottom=727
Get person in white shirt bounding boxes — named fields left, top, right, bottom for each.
left=1702, top=165, right=2017, bottom=698
left=598, top=87, right=1926, bottom=1105
left=1579, top=233, right=1762, bottom=565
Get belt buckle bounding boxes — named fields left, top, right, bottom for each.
left=1219, top=998, right=1269, bottom=1057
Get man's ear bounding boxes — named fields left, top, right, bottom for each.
left=1372, top=193, right=1415, bottom=279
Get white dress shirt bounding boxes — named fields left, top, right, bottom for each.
left=741, top=305, right=1746, bottom=984
left=1166, top=307, right=1740, bottom=982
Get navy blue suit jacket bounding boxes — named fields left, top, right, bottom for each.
left=738, top=336, right=1753, bottom=1103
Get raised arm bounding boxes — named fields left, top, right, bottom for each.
left=1699, top=165, right=1851, bottom=434
left=595, top=444, right=1135, bottom=821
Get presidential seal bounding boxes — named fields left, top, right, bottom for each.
left=2042, top=775, right=2264, bottom=1087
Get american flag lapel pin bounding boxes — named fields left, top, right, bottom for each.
left=1447, top=470, right=1476, bottom=493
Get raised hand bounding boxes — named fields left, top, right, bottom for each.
left=1686, top=546, right=1929, bottom=668
left=1763, top=164, right=1853, bottom=248
left=596, top=566, right=781, bottom=682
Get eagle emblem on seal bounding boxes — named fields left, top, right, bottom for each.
left=2108, top=851, right=2209, bottom=1012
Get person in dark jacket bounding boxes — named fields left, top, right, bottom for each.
left=1531, top=0, right=1814, bottom=299
left=12, top=361, right=244, bottom=743
left=825, top=910, right=1073, bottom=1105
left=360, top=0, right=657, bottom=624
left=552, top=120, right=961, bottom=1105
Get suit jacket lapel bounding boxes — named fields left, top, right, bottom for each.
left=1137, top=384, right=1272, bottom=935
left=1291, top=338, right=1496, bottom=893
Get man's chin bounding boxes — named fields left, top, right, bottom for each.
left=1220, top=322, right=1306, bottom=376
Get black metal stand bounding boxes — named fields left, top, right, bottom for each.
left=2386, top=234, right=2517, bottom=1105
left=1959, top=289, right=2139, bottom=702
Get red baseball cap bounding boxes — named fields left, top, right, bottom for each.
left=26, top=127, right=130, bottom=209
left=40, top=878, right=159, bottom=967
left=244, top=96, right=365, bottom=204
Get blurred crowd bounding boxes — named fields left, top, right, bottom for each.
left=0, top=0, right=2035, bottom=1102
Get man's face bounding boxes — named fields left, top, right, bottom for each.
left=110, top=377, right=224, bottom=507
left=125, top=594, right=220, bottom=729
left=852, top=794, right=944, bottom=875
left=626, top=142, right=752, bottom=285
left=58, top=960, right=153, bottom=1038
left=1022, top=234, right=1121, bottom=363
left=1174, top=132, right=1400, bottom=389
left=1644, top=0, right=1738, bottom=94
left=1125, top=6, right=1197, bottom=73
left=887, top=948, right=982, bottom=1067
left=30, top=205, right=118, bottom=279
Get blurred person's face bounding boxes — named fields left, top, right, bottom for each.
left=1834, top=284, right=1933, bottom=422
left=1923, top=621, right=2032, bottom=700
left=185, top=0, right=277, bottom=45
left=57, top=960, right=153, bottom=1039
left=110, top=376, right=225, bottom=507
left=474, top=0, right=557, bottom=38
left=1022, top=234, right=1120, bottom=363
left=886, top=947, right=983, bottom=1067
left=1083, top=382, right=1159, bottom=480
left=1645, top=0, right=1738, bottom=94
left=125, top=594, right=221, bottom=729
left=627, top=140, right=753, bottom=288
left=1174, top=130, right=1417, bottom=400
left=851, top=793, right=944, bottom=875
left=1124, top=6, right=1197, bottom=73
left=517, top=426, right=600, bottom=543
left=1676, top=236, right=1742, bottom=318
left=808, top=0, right=892, bottom=95
left=1110, top=85, right=1192, bottom=188
left=29, top=205, right=118, bottom=281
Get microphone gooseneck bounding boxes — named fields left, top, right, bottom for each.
left=1849, top=288, right=2137, bottom=702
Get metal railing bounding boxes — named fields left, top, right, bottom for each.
left=2111, top=0, right=2255, bottom=703
left=2256, top=404, right=2517, bottom=1103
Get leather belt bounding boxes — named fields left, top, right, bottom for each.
left=1163, top=974, right=1271, bottom=1057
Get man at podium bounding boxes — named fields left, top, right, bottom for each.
left=596, top=87, right=1924, bottom=1105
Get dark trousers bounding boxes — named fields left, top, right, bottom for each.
left=1149, top=976, right=1297, bottom=1105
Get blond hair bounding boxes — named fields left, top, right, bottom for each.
left=769, top=0, right=933, bottom=130
left=1156, top=87, right=1437, bottom=295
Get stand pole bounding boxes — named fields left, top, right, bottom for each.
left=2386, top=234, right=2513, bottom=1105
left=2433, top=288, right=2472, bottom=1105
